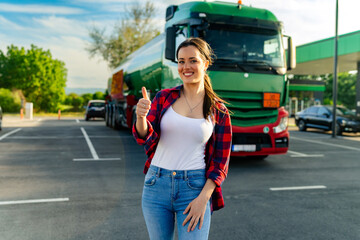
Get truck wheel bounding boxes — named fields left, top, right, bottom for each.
left=298, top=120, right=306, bottom=131
left=105, top=109, right=110, bottom=126
left=113, top=108, right=120, bottom=130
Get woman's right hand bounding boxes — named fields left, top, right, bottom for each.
left=136, top=87, right=151, bottom=119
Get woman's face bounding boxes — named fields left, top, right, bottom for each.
left=177, top=45, right=209, bottom=85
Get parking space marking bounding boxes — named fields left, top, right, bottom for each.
left=270, top=185, right=327, bottom=191
left=73, top=127, right=121, bottom=161
left=76, top=119, right=80, bottom=123
left=291, top=136, right=360, bottom=152
left=81, top=127, right=99, bottom=159
left=0, top=128, right=22, bottom=141
left=287, top=150, right=324, bottom=158
left=0, top=198, right=69, bottom=206
left=7, top=136, right=130, bottom=139
left=73, top=158, right=121, bottom=161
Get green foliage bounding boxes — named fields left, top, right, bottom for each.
left=92, top=91, right=104, bottom=100
left=81, top=93, right=93, bottom=106
left=0, top=44, right=67, bottom=112
left=63, top=92, right=106, bottom=112
left=323, top=72, right=357, bottom=109
left=0, top=88, right=21, bottom=113
left=64, top=93, right=84, bottom=111
left=86, top=1, right=160, bottom=68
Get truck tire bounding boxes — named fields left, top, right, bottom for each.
left=105, top=107, right=110, bottom=127
left=112, top=107, right=120, bottom=130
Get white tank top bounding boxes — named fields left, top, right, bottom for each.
left=151, top=106, right=214, bottom=170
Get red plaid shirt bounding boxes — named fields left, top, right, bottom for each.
left=132, top=85, right=232, bottom=211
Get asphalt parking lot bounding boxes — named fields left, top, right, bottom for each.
left=0, top=117, right=359, bottom=240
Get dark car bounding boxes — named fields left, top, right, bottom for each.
left=295, top=105, right=360, bottom=135
left=0, top=105, right=2, bottom=131
left=85, top=100, right=105, bottom=121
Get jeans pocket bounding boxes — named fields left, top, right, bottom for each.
left=144, top=172, right=157, bottom=186
left=186, top=176, right=206, bottom=190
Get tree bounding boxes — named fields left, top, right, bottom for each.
left=93, top=91, right=105, bottom=100
left=0, top=45, right=67, bottom=112
left=323, top=72, right=357, bottom=109
left=81, top=93, right=93, bottom=106
left=0, top=88, right=21, bottom=113
left=65, top=93, right=84, bottom=111
left=86, top=1, right=160, bottom=69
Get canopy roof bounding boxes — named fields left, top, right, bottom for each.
left=289, top=30, right=360, bottom=75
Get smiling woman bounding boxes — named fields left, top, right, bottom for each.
left=133, top=38, right=232, bottom=240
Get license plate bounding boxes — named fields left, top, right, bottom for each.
left=232, top=144, right=256, bottom=152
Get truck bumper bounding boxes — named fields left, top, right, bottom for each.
left=231, top=108, right=289, bottom=157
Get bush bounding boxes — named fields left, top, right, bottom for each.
left=0, top=88, right=21, bottom=113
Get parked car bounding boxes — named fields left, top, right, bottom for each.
left=85, top=100, right=105, bottom=121
left=0, top=105, right=2, bottom=130
left=295, top=105, right=360, bottom=135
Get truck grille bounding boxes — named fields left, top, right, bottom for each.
left=216, top=90, right=278, bottom=127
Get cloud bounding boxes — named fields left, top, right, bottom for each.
left=37, top=36, right=111, bottom=88
left=0, top=3, right=85, bottom=15
left=0, top=15, right=24, bottom=30
left=33, top=16, right=88, bottom=38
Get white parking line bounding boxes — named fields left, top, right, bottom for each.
left=287, top=150, right=324, bottom=158
left=0, top=128, right=22, bottom=141
left=270, top=185, right=327, bottom=191
left=81, top=127, right=99, bottom=160
left=7, top=136, right=131, bottom=139
left=73, top=127, right=121, bottom=161
left=291, top=136, right=360, bottom=152
left=73, top=158, right=121, bottom=161
left=0, top=198, right=69, bottom=206
left=76, top=119, right=80, bottom=123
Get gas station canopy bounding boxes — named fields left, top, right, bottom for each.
left=289, top=30, right=360, bottom=75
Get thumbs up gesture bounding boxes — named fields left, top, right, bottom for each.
left=136, top=87, right=151, bottom=119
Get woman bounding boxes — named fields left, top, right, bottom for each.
left=133, top=38, right=232, bottom=240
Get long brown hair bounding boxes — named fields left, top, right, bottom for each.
left=176, top=37, right=228, bottom=120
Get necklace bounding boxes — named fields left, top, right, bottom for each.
left=182, top=89, right=204, bottom=112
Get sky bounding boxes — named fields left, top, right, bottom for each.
left=0, top=0, right=359, bottom=90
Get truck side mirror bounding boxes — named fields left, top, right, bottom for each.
left=165, top=26, right=176, bottom=62
left=287, top=36, right=296, bottom=70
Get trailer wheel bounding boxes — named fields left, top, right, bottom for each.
left=105, top=106, right=110, bottom=127
left=112, top=107, right=120, bottom=130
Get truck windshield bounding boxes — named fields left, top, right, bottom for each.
left=202, top=25, right=285, bottom=74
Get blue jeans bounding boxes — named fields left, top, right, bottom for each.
left=142, top=165, right=211, bottom=240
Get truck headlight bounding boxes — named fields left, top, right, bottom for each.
left=273, top=117, right=288, bottom=133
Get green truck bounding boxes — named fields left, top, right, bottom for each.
left=105, top=1, right=296, bottom=158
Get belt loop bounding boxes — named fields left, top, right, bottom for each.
left=157, top=166, right=161, bottom=178
left=184, top=170, right=188, bottom=180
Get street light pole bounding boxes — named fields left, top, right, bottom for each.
left=332, top=0, right=339, bottom=138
